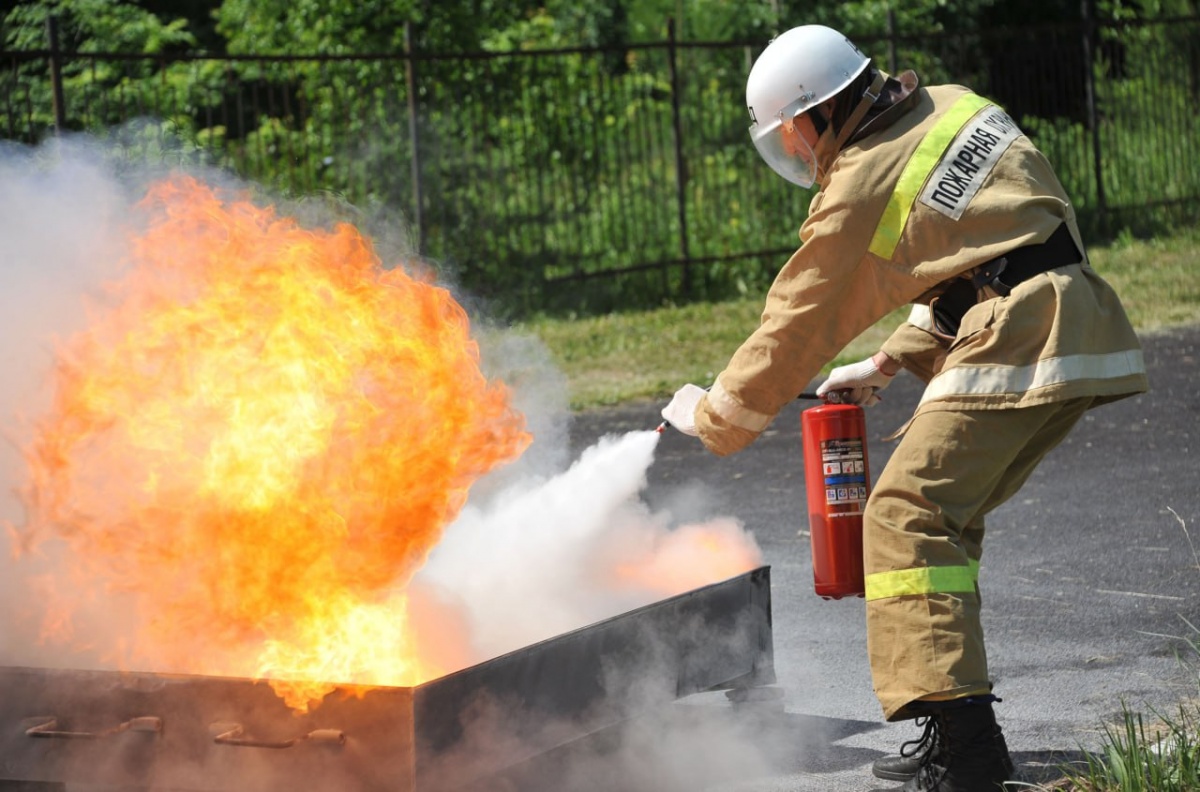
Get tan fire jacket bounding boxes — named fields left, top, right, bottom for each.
left=695, top=82, right=1147, bottom=457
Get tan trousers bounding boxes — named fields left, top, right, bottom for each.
left=864, top=397, right=1094, bottom=721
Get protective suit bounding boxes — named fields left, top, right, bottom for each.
left=691, top=74, right=1148, bottom=722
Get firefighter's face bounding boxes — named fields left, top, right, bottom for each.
left=781, top=111, right=821, bottom=154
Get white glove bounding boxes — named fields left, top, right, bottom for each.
left=816, top=357, right=895, bottom=407
left=661, top=383, right=707, bottom=436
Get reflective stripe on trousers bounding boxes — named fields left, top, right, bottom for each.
left=866, top=558, right=980, bottom=601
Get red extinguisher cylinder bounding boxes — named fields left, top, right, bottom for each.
left=801, top=403, right=870, bottom=600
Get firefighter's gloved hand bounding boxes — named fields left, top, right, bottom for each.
left=817, top=357, right=894, bottom=407
left=661, top=383, right=707, bottom=436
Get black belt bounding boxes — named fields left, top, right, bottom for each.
left=930, top=223, right=1082, bottom=337
left=968, top=222, right=1082, bottom=297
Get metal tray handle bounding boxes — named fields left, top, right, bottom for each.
left=209, top=722, right=346, bottom=749
left=25, top=716, right=163, bottom=739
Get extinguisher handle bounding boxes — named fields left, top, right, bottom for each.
left=801, top=390, right=851, bottom=404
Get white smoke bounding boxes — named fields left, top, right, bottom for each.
left=0, top=141, right=128, bottom=419
left=419, top=430, right=762, bottom=663
left=0, top=140, right=141, bottom=667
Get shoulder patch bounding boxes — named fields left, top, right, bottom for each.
left=918, top=106, right=1022, bottom=220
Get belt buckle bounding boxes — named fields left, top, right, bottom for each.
left=972, top=256, right=1011, bottom=297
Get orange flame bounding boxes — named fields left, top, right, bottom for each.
left=612, top=520, right=763, bottom=596
left=17, top=175, right=530, bottom=710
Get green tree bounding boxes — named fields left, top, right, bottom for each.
left=3, top=0, right=199, bottom=140
left=4, top=0, right=196, bottom=53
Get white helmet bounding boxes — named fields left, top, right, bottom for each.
left=746, top=25, right=871, bottom=188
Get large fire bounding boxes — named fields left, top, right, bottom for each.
left=13, top=175, right=530, bottom=710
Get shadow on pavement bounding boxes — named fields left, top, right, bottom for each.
left=463, top=694, right=889, bottom=792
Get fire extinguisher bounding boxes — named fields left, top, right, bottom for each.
left=801, top=397, right=870, bottom=600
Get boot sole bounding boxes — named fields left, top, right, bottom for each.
left=872, top=768, right=917, bottom=782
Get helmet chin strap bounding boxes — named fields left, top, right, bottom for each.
left=811, top=70, right=886, bottom=188
left=832, top=71, right=887, bottom=153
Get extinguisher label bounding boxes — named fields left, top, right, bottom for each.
left=821, top=438, right=868, bottom=511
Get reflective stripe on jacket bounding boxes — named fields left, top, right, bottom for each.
left=694, top=82, right=1147, bottom=457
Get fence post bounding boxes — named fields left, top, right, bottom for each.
left=404, top=22, right=425, bottom=255
left=667, top=17, right=692, bottom=298
left=45, top=15, right=67, bottom=133
left=886, top=8, right=898, bottom=74
left=1080, top=0, right=1108, bottom=234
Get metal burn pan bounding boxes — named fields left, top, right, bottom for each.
left=0, top=566, right=773, bottom=791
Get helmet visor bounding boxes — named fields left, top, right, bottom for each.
left=749, top=115, right=818, bottom=189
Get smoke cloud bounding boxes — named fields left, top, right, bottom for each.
left=0, top=138, right=145, bottom=667
left=419, top=430, right=763, bottom=662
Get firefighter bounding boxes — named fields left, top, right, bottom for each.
left=661, top=24, right=1148, bottom=792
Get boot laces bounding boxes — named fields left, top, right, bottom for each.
left=916, top=704, right=1012, bottom=787
left=910, top=717, right=948, bottom=788
left=900, top=715, right=941, bottom=762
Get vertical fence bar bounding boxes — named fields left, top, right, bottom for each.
left=1080, top=0, right=1107, bottom=233
left=886, top=9, right=898, bottom=74
left=667, top=17, right=692, bottom=297
left=45, top=15, right=67, bottom=133
left=404, top=22, right=425, bottom=256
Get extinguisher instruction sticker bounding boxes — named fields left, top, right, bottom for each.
left=821, top=438, right=868, bottom=508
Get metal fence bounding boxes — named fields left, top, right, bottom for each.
left=3, top=12, right=1198, bottom=317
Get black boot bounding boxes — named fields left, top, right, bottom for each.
left=874, top=697, right=1013, bottom=791
left=873, top=704, right=1014, bottom=782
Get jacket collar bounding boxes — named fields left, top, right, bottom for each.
left=813, top=70, right=921, bottom=188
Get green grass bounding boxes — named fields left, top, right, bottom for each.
left=518, top=298, right=909, bottom=410
left=520, top=228, right=1200, bottom=411
left=1051, top=703, right=1200, bottom=791
left=1088, top=228, right=1200, bottom=333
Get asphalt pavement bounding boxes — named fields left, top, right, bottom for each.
left=552, top=323, right=1200, bottom=792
